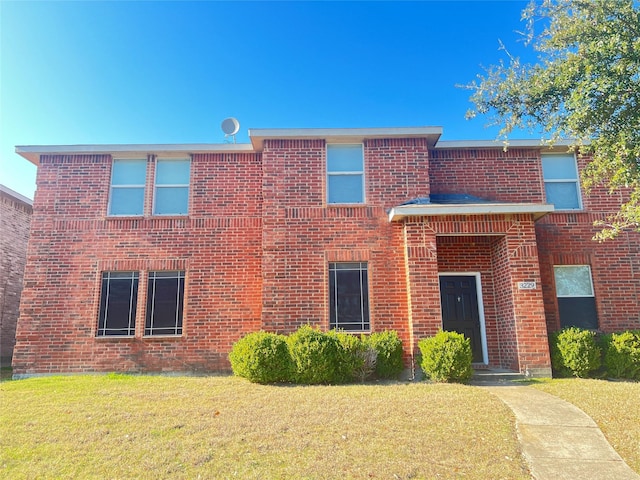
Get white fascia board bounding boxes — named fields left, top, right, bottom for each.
left=15, top=143, right=254, bottom=165
left=388, top=203, right=555, bottom=222
left=434, top=139, right=588, bottom=150
left=249, top=126, right=443, bottom=151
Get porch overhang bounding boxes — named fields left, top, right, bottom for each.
left=388, top=202, right=555, bottom=222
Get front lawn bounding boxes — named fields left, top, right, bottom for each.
left=532, top=378, right=640, bottom=474
left=1, top=375, right=529, bottom=479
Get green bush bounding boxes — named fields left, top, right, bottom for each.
left=229, top=331, right=293, bottom=384
left=418, top=331, right=473, bottom=383
left=287, top=325, right=343, bottom=384
left=549, top=327, right=601, bottom=378
left=366, top=331, right=404, bottom=379
left=604, top=330, right=640, bottom=380
left=327, top=330, right=376, bottom=383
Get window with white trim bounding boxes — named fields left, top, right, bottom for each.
left=553, top=265, right=598, bottom=329
left=327, top=144, right=364, bottom=204
left=329, top=262, right=370, bottom=331
left=145, top=271, right=185, bottom=336
left=97, top=271, right=139, bottom=336
left=108, top=159, right=146, bottom=216
left=153, top=159, right=190, bottom=215
left=542, top=154, right=581, bottom=210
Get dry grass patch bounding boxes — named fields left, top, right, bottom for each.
left=1, top=375, right=529, bottom=479
left=532, top=378, right=640, bottom=474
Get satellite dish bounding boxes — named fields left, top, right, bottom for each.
left=221, top=117, right=240, bottom=136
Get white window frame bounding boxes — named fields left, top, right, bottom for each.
left=153, top=158, right=191, bottom=216
left=326, top=144, right=365, bottom=205
left=542, top=153, right=582, bottom=210
left=108, top=158, right=147, bottom=216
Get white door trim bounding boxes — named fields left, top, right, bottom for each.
left=438, top=272, right=489, bottom=365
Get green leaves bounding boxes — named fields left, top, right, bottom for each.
left=467, top=0, right=640, bottom=238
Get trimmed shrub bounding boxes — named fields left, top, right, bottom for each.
left=604, top=330, right=640, bottom=380
left=549, top=327, right=601, bottom=378
left=287, top=325, right=343, bottom=384
left=327, top=330, right=375, bottom=383
left=418, top=330, right=473, bottom=383
left=229, top=331, right=293, bottom=384
left=366, top=331, right=404, bottom=379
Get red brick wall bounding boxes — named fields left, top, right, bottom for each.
left=406, top=214, right=551, bottom=375
left=430, top=148, right=544, bottom=203
left=0, top=190, right=32, bottom=366
left=259, top=138, right=428, bottom=358
left=13, top=153, right=263, bottom=374
left=536, top=154, right=640, bottom=334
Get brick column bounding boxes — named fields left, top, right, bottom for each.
left=403, top=220, right=441, bottom=365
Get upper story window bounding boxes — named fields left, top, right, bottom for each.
left=108, top=159, right=146, bottom=216
left=327, top=144, right=364, bottom=204
left=153, top=159, right=190, bottom=215
left=542, top=154, right=581, bottom=210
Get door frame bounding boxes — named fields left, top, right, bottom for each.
left=438, top=272, right=489, bottom=365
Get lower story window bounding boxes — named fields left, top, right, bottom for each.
left=329, top=262, right=370, bottom=331
left=97, top=271, right=139, bottom=336
left=554, top=265, right=598, bottom=329
left=145, top=271, right=185, bottom=336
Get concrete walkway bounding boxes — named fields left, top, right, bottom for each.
left=483, top=385, right=639, bottom=480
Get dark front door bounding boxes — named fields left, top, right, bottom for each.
left=439, top=275, right=483, bottom=363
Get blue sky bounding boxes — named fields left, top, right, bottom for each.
left=1, top=0, right=535, bottom=200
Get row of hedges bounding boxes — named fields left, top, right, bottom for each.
left=229, top=326, right=404, bottom=384
left=550, top=327, right=640, bottom=379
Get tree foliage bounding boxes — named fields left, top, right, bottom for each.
left=466, top=0, right=640, bottom=239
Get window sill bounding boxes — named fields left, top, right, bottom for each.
left=142, top=335, right=184, bottom=340
left=327, top=203, right=367, bottom=207
left=96, top=335, right=135, bottom=340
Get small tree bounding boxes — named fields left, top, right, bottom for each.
left=466, top=0, right=640, bottom=239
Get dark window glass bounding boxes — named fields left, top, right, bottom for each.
left=554, top=265, right=598, bottom=329
left=329, top=262, right=370, bottom=331
left=97, top=272, right=139, bottom=336
left=145, top=271, right=185, bottom=336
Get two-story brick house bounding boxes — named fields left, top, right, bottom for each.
left=12, top=127, right=640, bottom=377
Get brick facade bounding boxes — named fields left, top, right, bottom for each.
left=0, top=185, right=32, bottom=366
left=12, top=128, right=640, bottom=377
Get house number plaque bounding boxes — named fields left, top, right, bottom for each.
left=518, top=281, right=536, bottom=290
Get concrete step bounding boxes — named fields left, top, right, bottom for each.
left=471, top=368, right=527, bottom=384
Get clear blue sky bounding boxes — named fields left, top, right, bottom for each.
left=1, top=0, right=535, bottom=200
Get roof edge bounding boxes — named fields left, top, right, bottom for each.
left=15, top=143, right=254, bottom=165
left=434, top=139, right=588, bottom=150
left=388, top=202, right=555, bottom=222
left=0, top=184, right=33, bottom=205
left=249, top=126, right=443, bottom=150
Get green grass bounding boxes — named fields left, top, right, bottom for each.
left=532, top=378, right=640, bottom=474
left=1, top=375, right=529, bottom=479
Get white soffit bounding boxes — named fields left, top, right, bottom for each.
left=15, top=143, right=254, bottom=165
left=388, top=203, right=555, bottom=222
left=249, top=127, right=444, bottom=150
